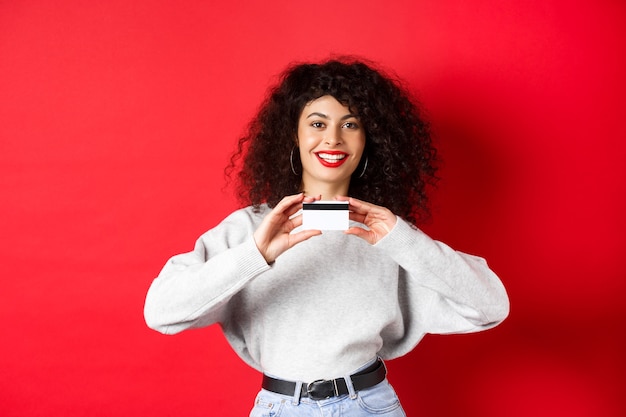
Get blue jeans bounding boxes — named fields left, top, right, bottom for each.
left=249, top=379, right=406, bottom=417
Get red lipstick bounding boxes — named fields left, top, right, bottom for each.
left=315, top=151, right=349, bottom=168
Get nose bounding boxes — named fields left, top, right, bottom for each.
left=324, top=126, right=343, bottom=146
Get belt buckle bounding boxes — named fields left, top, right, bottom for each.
left=306, top=379, right=337, bottom=400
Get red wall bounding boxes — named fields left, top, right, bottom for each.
left=1, top=1, right=624, bottom=416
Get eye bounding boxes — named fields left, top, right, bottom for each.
left=342, top=121, right=360, bottom=129
left=311, top=121, right=325, bottom=128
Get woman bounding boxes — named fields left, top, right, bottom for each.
left=144, top=57, right=509, bottom=416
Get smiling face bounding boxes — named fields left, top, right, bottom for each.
left=297, top=95, right=366, bottom=198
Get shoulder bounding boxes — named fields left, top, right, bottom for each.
left=198, top=204, right=269, bottom=248
left=221, top=204, right=270, bottom=227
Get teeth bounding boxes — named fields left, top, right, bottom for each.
left=317, top=153, right=346, bottom=161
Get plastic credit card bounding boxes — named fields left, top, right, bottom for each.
left=302, top=201, right=349, bottom=230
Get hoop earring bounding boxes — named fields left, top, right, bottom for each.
left=290, top=146, right=300, bottom=176
left=357, top=156, right=368, bottom=178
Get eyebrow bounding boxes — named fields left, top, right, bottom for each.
left=306, top=112, right=359, bottom=121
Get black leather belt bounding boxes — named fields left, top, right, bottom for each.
left=261, top=359, right=386, bottom=401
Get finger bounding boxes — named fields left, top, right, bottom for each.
left=344, top=227, right=373, bottom=244
left=303, top=194, right=322, bottom=203
left=348, top=211, right=367, bottom=224
left=284, top=202, right=304, bottom=219
left=276, top=193, right=304, bottom=210
left=346, top=197, right=373, bottom=214
left=288, top=211, right=304, bottom=228
left=273, top=193, right=305, bottom=217
left=289, top=230, right=322, bottom=247
left=285, top=194, right=320, bottom=219
left=289, top=193, right=307, bottom=208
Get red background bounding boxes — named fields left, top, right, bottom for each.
left=1, top=1, right=625, bottom=416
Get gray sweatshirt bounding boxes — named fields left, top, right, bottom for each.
left=144, top=204, right=509, bottom=382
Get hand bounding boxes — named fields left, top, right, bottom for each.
left=336, top=196, right=397, bottom=245
left=253, top=193, right=322, bottom=264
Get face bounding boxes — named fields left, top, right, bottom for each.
left=297, top=95, right=366, bottom=193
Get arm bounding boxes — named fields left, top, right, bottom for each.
left=340, top=196, right=509, bottom=334
left=143, top=194, right=322, bottom=335
left=143, top=210, right=271, bottom=335
left=376, top=217, right=510, bottom=333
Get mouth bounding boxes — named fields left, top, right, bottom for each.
left=315, top=151, right=349, bottom=168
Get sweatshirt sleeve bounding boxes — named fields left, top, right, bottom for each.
left=375, top=217, right=510, bottom=335
left=143, top=209, right=271, bottom=335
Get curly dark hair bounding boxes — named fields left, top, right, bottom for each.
left=226, top=56, right=438, bottom=225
